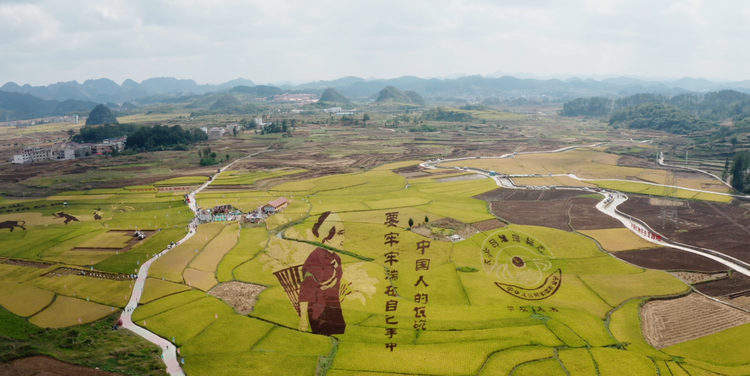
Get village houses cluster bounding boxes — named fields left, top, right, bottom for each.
left=200, top=122, right=243, bottom=140
left=11, top=136, right=127, bottom=164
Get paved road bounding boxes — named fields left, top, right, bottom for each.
left=596, top=195, right=750, bottom=277
left=119, top=149, right=269, bottom=376
left=658, top=151, right=734, bottom=190
left=454, top=145, right=750, bottom=280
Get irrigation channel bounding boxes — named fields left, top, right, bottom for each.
left=120, top=150, right=268, bottom=376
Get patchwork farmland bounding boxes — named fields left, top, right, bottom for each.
left=3, top=145, right=750, bottom=376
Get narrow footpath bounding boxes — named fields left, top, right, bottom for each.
left=119, top=150, right=268, bottom=376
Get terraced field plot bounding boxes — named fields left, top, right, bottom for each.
left=442, top=149, right=730, bottom=194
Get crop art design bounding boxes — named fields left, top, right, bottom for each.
left=481, top=229, right=561, bottom=300
left=267, top=211, right=377, bottom=336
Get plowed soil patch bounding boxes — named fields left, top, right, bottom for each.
left=2, top=259, right=55, bottom=269
left=613, top=248, right=727, bottom=272
left=487, top=196, right=620, bottom=232
left=694, top=272, right=750, bottom=296
left=472, top=219, right=506, bottom=232
left=641, top=293, right=750, bottom=349
left=1, top=356, right=122, bottom=376
left=209, top=281, right=266, bottom=315
left=475, top=188, right=585, bottom=202
left=72, top=230, right=155, bottom=253
left=490, top=200, right=571, bottom=231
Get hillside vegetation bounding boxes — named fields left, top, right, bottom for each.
left=561, top=89, right=750, bottom=134
left=229, top=85, right=283, bottom=97
left=86, top=104, right=119, bottom=125
left=375, top=86, right=426, bottom=106
left=0, top=90, right=97, bottom=121
left=420, top=107, right=474, bottom=122
left=609, top=103, right=716, bottom=134
left=318, top=88, right=350, bottom=103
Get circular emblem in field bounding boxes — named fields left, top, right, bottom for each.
left=480, top=229, right=561, bottom=300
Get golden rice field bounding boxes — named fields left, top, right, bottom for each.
left=2, top=152, right=749, bottom=376
left=29, top=296, right=117, bottom=328
left=579, top=228, right=660, bottom=252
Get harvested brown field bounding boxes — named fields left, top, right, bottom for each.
left=490, top=200, right=571, bottom=230
left=43, top=267, right=135, bottom=281
left=669, top=271, right=729, bottom=285
left=475, top=188, right=587, bottom=202
left=641, top=293, right=750, bottom=349
left=209, top=281, right=266, bottom=315
left=613, top=248, right=728, bottom=272
left=472, top=219, right=506, bottom=232
left=72, top=230, right=156, bottom=253
left=694, top=272, right=750, bottom=297
left=485, top=192, right=621, bottom=231
left=619, top=196, right=750, bottom=264
left=2, top=259, right=55, bottom=269
left=0, top=356, right=122, bottom=376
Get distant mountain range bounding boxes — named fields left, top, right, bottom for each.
left=0, top=91, right=97, bottom=122
left=5, top=75, right=750, bottom=105
left=4, top=74, right=750, bottom=122
left=0, top=77, right=256, bottom=103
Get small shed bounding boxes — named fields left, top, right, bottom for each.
left=263, top=197, right=289, bottom=214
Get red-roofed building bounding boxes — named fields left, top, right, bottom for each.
left=263, top=197, right=289, bottom=213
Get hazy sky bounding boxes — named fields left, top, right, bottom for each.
left=2, top=0, right=749, bottom=86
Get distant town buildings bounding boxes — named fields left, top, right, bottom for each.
left=1, top=115, right=86, bottom=128
left=323, top=107, right=343, bottom=113
left=11, top=136, right=127, bottom=164
left=272, top=93, right=318, bottom=106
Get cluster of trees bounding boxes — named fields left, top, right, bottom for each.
left=419, top=107, right=474, bottom=122
left=260, top=119, right=296, bottom=135
left=561, top=90, right=750, bottom=134
left=409, top=124, right=438, bottom=132
left=197, top=147, right=229, bottom=166
left=731, top=151, right=750, bottom=192
left=239, top=118, right=257, bottom=129
left=609, top=103, right=715, bottom=134
left=559, top=97, right=612, bottom=116
left=125, top=124, right=207, bottom=151
left=71, top=123, right=138, bottom=143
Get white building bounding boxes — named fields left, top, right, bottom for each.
left=323, top=107, right=343, bottom=113
left=200, top=126, right=209, bottom=134
left=12, top=145, right=75, bottom=164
